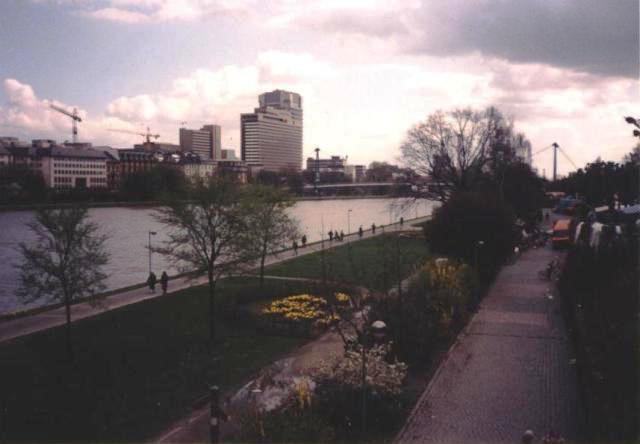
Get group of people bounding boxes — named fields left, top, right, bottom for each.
left=292, top=234, right=307, bottom=255
left=327, top=230, right=346, bottom=242
left=147, top=271, right=169, bottom=295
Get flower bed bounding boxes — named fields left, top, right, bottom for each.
left=261, top=294, right=340, bottom=337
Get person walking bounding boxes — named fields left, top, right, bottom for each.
left=160, top=271, right=169, bottom=296
left=328, top=230, right=333, bottom=241
left=293, top=240, right=298, bottom=255
left=301, top=234, right=307, bottom=247
left=400, top=216, right=404, bottom=226
left=371, top=223, right=376, bottom=234
left=147, top=271, right=157, bottom=294
left=358, top=226, right=363, bottom=238
left=340, top=230, right=345, bottom=241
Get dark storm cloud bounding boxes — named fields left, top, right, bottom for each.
left=410, top=0, right=639, bottom=78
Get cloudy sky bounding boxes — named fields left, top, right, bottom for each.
left=0, top=0, right=638, bottom=176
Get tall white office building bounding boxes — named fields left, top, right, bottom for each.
left=241, top=90, right=303, bottom=172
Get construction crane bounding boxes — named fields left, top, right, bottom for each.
left=49, top=104, right=82, bottom=144
left=108, top=126, right=160, bottom=144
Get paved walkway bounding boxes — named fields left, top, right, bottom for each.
left=0, top=216, right=429, bottom=345
left=395, top=242, right=582, bottom=443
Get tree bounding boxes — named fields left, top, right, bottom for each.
left=0, top=164, right=47, bottom=203
left=16, top=206, right=109, bottom=359
left=241, top=184, right=300, bottom=286
left=400, top=107, right=511, bottom=202
left=153, top=176, right=250, bottom=341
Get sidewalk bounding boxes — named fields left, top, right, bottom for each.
left=395, top=242, right=582, bottom=443
left=0, top=216, right=429, bottom=345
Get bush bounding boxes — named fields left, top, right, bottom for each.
left=425, top=191, right=515, bottom=283
left=378, top=258, right=476, bottom=367
left=235, top=391, right=336, bottom=443
left=313, top=342, right=408, bottom=440
left=558, top=239, right=638, bottom=441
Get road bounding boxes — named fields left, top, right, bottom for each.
left=0, top=216, right=429, bottom=345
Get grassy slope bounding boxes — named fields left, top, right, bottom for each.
left=266, top=232, right=430, bottom=292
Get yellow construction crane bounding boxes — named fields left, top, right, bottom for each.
left=49, top=104, right=82, bottom=144
left=108, top=126, right=160, bottom=144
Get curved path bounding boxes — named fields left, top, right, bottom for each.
left=395, top=242, right=583, bottom=443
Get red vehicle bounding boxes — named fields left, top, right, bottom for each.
left=551, top=219, right=572, bottom=249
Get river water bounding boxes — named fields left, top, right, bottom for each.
left=0, top=198, right=436, bottom=314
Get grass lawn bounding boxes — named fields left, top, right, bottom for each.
left=0, top=277, right=320, bottom=442
left=266, top=231, right=430, bottom=292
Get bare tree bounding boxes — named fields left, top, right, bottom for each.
left=153, top=176, right=251, bottom=341
left=400, top=107, right=509, bottom=202
left=16, top=206, right=109, bottom=360
left=241, top=184, right=300, bottom=287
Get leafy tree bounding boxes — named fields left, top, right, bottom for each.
left=425, top=191, right=516, bottom=281
left=153, top=176, right=250, bottom=341
left=365, top=161, right=400, bottom=182
left=120, top=164, right=187, bottom=201
left=241, top=184, right=300, bottom=286
left=15, top=206, right=109, bottom=359
left=0, top=164, right=47, bottom=203
left=400, top=107, right=515, bottom=202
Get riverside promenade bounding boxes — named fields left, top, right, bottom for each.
left=0, top=216, right=429, bottom=345
left=395, top=237, right=582, bottom=443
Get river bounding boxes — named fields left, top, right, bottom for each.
left=0, top=198, right=436, bottom=314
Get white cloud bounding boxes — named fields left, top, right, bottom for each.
left=71, top=0, right=256, bottom=23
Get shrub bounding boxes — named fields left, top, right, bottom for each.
left=558, top=239, right=638, bottom=441
left=313, top=342, right=408, bottom=440
left=235, top=390, right=336, bottom=443
left=378, top=258, right=477, bottom=367
left=425, top=191, right=516, bottom=283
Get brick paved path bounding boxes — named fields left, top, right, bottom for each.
left=396, top=245, right=583, bottom=444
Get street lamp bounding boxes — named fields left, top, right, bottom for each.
left=148, top=231, right=157, bottom=275
left=347, top=209, right=353, bottom=235
left=624, top=116, right=640, bottom=138
left=474, top=240, right=485, bottom=272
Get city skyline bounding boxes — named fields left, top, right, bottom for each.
left=0, top=0, right=638, bottom=175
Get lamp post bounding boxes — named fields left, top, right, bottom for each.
left=360, top=320, right=387, bottom=438
left=348, top=209, right=352, bottom=235
left=624, top=116, right=640, bottom=138
left=148, top=231, right=157, bottom=275
left=474, top=240, right=485, bottom=273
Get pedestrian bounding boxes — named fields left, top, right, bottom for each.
left=328, top=230, right=333, bottom=241
left=160, top=271, right=169, bottom=296
left=400, top=216, right=404, bottom=225
left=147, top=271, right=157, bottom=293
left=301, top=234, right=307, bottom=247
left=372, top=223, right=376, bottom=234
left=358, top=226, right=363, bottom=238
left=340, top=230, right=344, bottom=241
left=293, top=240, right=298, bottom=255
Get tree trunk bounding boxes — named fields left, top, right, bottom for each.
left=208, top=269, right=216, bottom=342
left=64, top=294, right=74, bottom=362
left=259, top=243, right=267, bottom=288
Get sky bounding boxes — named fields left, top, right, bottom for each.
left=0, top=0, right=638, bottom=176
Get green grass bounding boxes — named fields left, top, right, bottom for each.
left=266, top=232, right=431, bottom=292
left=0, top=277, right=320, bottom=442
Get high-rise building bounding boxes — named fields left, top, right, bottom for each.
left=179, top=124, right=221, bottom=160
left=241, top=90, right=303, bottom=172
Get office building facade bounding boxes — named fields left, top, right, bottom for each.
left=179, top=124, right=221, bottom=160
left=241, top=90, right=303, bottom=172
